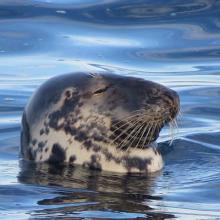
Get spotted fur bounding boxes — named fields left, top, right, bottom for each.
left=20, top=72, right=179, bottom=173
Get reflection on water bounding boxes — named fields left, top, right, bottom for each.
left=0, top=0, right=220, bottom=219
left=17, top=161, right=173, bottom=219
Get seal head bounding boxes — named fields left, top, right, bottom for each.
left=21, top=72, right=179, bottom=173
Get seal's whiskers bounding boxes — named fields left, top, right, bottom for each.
left=111, top=110, right=168, bottom=151
left=124, top=120, right=146, bottom=152
left=116, top=119, right=146, bottom=151
left=168, top=116, right=178, bottom=145
left=135, top=122, right=149, bottom=150
left=111, top=115, right=140, bottom=133
left=147, top=122, right=158, bottom=146
left=122, top=121, right=146, bottom=151
left=169, top=122, right=174, bottom=145
left=111, top=117, right=143, bottom=146
left=141, top=123, right=153, bottom=149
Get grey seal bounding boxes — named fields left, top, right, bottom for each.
left=20, top=72, right=179, bottom=173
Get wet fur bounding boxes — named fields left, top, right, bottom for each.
left=21, top=72, right=179, bottom=173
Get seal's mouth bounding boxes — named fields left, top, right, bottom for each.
left=110, top=92, right=180, bottom=150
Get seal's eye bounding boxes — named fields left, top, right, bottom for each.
left=93, top=86, right=110, bottom=94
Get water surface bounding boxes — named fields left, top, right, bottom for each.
left=0, top=0, right=220, bottom=219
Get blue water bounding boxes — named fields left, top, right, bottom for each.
left=0, top=0, right=220, bottom=219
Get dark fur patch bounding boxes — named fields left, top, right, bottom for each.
left=45, top=127, right=50, bottom=134
left=74, top=130, right=87, bottom=142
left=92, top=144, right=101, bottom=152
left=31, top=139, right=37, bottom=146
left=65, top=90, right=71, bottom=98
left=48, top=143, right=66, bottom=164
left=64, top=125, right=77, bottom=135
left=83, top=154, right=102, bottom=171
left=123, top=156, right=151, bottom=172
left=78, top=102, right=83, bottom=107
left=38, top=141, right=45, bottom=149
left=91, top=155, right=102, bottom=170
left=69, top=155, right=76, bottom=163
left=84, top=140, right=92, bottom=150
left=103, top=149, right=113, bottom=161
left=40, top=129, right=44, bottom=135
left=102, top=148, right=121, bottom=164
left=92, top=133, right=106, bottom=142
left=48, top=110, right=63, bottom=129
left=48, top=94, right=80, bottom=131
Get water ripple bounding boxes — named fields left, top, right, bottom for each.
left=0, top=0, right=220, bottom=219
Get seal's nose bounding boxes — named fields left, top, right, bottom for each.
left=167, top=90, right=180, bottom=119
left=163, top=89, right=180, bottom=121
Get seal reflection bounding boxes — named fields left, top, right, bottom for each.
left=18, top=160, right=175, bottom=219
